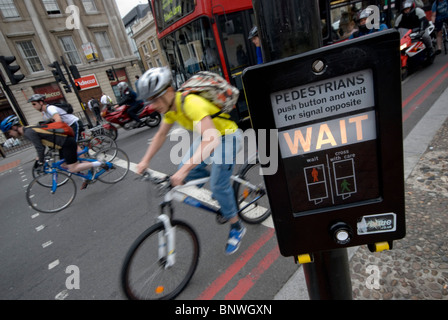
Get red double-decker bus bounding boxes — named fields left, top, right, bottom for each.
left=150, top=0, right=255, bottom=124
left=148, top=0, right=417, bottom=123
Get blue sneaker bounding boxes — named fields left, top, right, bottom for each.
left=225, top=225, right=246, bottom=255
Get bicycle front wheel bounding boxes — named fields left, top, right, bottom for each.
left=26, top=172, right=77, bottom=213
left=95, top=147, right=130, bottom=184
left=234, top=160, right=272, bottom=224
left=121, top=220, right=200, bottom=300
left=87, top=135, right=118, bottom=157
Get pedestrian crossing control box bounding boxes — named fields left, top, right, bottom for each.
left=242, top=30, right=406, bottom=257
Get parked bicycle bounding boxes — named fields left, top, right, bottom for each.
left=26, top=145, right=130, bottom=213
left=121, top=157, right=270, bottom=300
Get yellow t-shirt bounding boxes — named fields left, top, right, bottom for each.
left=163, top=92, right=238, bottom=136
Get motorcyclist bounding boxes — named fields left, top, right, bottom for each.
left=115, top=82, right=143, bottom=128
left=248, top=26, right=263, bottom=64
left=350, top=7, right=388, bottom=39
left=395, top=0, right=435, bottom=57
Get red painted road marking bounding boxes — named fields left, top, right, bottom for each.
left=402, top=62, right=448, bottom=108
left=0, top=160, right=21, bottom=173
left=403, top=70, right=448, bottom=121
left=196, top=228, right=275, bottom=300
left=224, top=246, right=281, bottom=300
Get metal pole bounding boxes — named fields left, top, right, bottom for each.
left=0, top=71, right=28, bottom=126
left=303, top=249, right=353, bottom=300
left=60, top=57, right=93, bottom=128
left=252, top=0, right=352, bottom=300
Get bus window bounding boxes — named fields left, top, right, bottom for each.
left=153, top=0, right=196, bottom=32
left=217, top=11, right=255, bottom=119
left=159, top=17, right=222, bottom=87
left=330, top=1, right=372, bottom=41
left=218, top=12, right=254, bottom=76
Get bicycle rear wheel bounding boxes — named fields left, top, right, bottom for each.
left=121, top=220, right=200, bottom=300
left=95, top=147, right=129, bottom=184
left=26, top=172, right=76, bottom=213
left=233, top=159, right=271, bottom=224
left=31, top=150, right=71, bottom=187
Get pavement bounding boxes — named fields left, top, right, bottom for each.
left=1, top=87, right=448, bottom=300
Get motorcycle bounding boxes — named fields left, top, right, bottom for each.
left=399, top=22, right=436, bottom=79
left=101, top=102, right=161, bottom=140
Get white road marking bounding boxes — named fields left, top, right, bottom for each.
left=48, top=260, right=60, bottom=270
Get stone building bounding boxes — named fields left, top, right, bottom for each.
left=0, top=0, right=140, bottom=128
left=131, top=7, right=167, bottom=71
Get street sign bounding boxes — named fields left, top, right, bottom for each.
left=242, top=30, right=405, bottom=256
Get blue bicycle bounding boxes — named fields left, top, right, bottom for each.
left=26, top=145, right=130, bottom=213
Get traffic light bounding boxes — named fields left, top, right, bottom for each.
left=69, top=65, right=81, bottom=80
left=49, top=61, right=71, bottom=93
left=63, top=83, right=72, bottom=93
left=74, top=82, right=82, bottom=91
left=106, top=69, right=115, bottom=81
left=49, top=61, right=65, bottom=82
left=0, top=56, right=25, bottom=85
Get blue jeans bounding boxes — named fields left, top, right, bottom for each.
left=179, top=130, right=243, bottom=220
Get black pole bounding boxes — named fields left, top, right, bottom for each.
left=0, top=71, right=28, bottom=126
left=252, top=0, right=352, bottom=300
left=303, top=249, right=353, bottom=300
left=60, top=57, right=93, bottom=128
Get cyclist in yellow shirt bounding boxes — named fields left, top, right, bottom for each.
left=136, top=68, right=245, bottom=255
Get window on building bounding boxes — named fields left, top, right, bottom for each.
left=42, top=0, right=61, bottom=15
left=94, top=31, right=115, bottom=60
left=150, top=39, right=157, bottom=51
left=0, top=0, right=20, bottom=18
left=82, top=0, right=97, bottom=13
left=17, top=41, right=44, bottom=73
left=60, top=36, right=82, bottom=65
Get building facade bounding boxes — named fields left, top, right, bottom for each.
left=0, top=0, right=141, bottom=128
left=131, top=7, right=167, bottom=71
left=122, top=3, right=150, bottom=61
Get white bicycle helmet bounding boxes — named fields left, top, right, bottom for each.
left=28, top=94, right=46, bottom=103
left=138, top=67, right=172, bottom=101
left=117, top=82, right=129, bottom=95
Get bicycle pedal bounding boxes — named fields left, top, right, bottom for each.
left=216, top=213, right=229, bottom=225
left=81, top=181, right=89, bottom=190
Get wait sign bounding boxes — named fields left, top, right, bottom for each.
left=242, top=30, right=406, bottom=256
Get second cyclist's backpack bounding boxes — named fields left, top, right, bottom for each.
left=53, top=102, right=74, bottom=114
left=178, top=71, right=240, bottom=118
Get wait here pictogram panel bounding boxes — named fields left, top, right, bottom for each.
left=271, top=69, right=380, bottom=215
